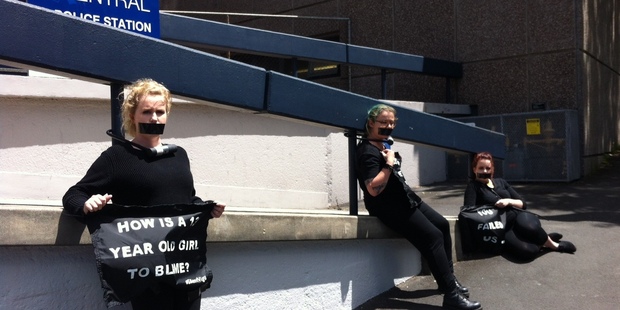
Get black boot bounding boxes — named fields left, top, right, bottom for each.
left=442, top=289, right=482, bottom=310
left=455, top=278, right=469, bottom=298
left=438, top=279, right=469, bottom=298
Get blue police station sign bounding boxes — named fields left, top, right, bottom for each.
left=29, top=0, right=160, bottom=38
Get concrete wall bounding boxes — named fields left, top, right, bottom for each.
left=0, top=240, right=418, bottom=310
left=0, top=203, right=429, bottom=310
left=581, top=0, right=620, bottom=172
left=454, top=1, right=580, bottom=116
left=0, top=76, right=331, bottom=208
left=453, top=0, right=620, bottom=175
left=0, top=74, right=445, bottom=209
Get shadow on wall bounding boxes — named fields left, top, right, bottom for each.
left=1, top=98, right=334, bottom=149
left=54, top=211, right=88, bottom=245
left=0, top=246, right=131, bottom=310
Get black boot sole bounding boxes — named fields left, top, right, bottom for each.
left=442, top=305, right=482, bottom=310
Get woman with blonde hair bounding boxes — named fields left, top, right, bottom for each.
left=63, top=78, right=225, bottom=309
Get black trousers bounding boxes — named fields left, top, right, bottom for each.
left=377, top=201, right=456, bottom=292
left=504, top=210, right=548, bottom=260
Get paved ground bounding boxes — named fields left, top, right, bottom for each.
left=355, top=152, right=620, bottom=310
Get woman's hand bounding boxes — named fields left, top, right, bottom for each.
left=83, top=194, right=113, bottom=214
left=382, top=149, right=396, bottom=166
left=211, top=202, right=225, bottom=218
left=495, top=198, right=523, bottom=209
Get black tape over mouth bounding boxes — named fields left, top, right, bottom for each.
left=378, top=128, right=393, bottom=136
left=476, top=173, right=492, bottom=179
left=139, top=123, right=165, bottom=134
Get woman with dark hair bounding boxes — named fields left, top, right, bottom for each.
left=463, top=151, right=576, bottom=260
left=356, top=104, right=482, bottom=310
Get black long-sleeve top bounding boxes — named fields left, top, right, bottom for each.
left=63, top=142, right=202, bottom=216
left=463, top=178, right=527, bottom=210
left=355, top=140, right=420, bottom=219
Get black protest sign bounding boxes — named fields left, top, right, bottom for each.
left=458, top=205, right=507, bottom=254
left=86, top=202, right=215, bottom=308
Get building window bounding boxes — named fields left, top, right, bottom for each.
left=226, top=33, right=341, bottom=81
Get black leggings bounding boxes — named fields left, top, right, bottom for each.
left=504, top=210, right=548, bottom=260
left=378, top=201, right=456, bottom=292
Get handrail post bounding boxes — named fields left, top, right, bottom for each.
left=347, top=129, right=358, bottom=215
left=110, top=82, right=123, bottom=145
left=292, top=58, right=298, bottom=77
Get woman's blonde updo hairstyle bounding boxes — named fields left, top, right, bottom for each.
left=121, top=78, right=172, bottom=137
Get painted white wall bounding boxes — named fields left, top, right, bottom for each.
left=0, top=75, right=446, bottom=209
left=0, top=240, right=420, bottom=310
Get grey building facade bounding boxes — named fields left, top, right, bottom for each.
left=161, top=0, right=620, bottom=177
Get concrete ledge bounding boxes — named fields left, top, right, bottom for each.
left=0, top=204, right=462, bottom=263
left=0, top=204, right=402, bottom=245
left=0, top=205, right=425, bottom=310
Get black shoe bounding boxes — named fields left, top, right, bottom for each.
left=556, top=240, right=576, bottom=253
left=442, top=290, right=482, bottom=310
left=438, top=279, right=469, bottom=298
left=548, top=232, right=563, bottom=242
left=455, top=279, right=470, bottom=298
